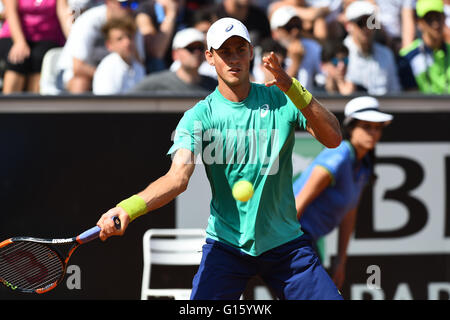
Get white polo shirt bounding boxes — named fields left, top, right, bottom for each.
left=93, top=53, right=146, bottom=94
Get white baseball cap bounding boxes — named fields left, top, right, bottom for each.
left=206, top=17, right=251, bottom=50
left=270, top=6, right=298, bottom=30
left=345, top=1, right=376, bottom=21
left=344, top=96, right=393, bottom=124
left=172, top=28, right=206, bottom=50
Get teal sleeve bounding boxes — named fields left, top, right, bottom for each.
left=167, top=107, right=204, bottom=156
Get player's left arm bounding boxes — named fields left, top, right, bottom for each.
left=301, top=97, right=342, bottom=148
left=263, top=52, right=342, bottom=148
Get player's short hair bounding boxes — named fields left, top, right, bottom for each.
left=101, top=16, right=137, bottom=40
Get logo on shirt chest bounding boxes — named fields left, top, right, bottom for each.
left=260, top=104, right=270, bottom=118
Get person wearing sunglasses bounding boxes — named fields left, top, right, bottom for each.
left=398, top=0, right=450, bottom=94
left=129, top=27, right=217, bottom=94
left=343, top=1, right=401, bottom=96
left=317, top=40, right=355, bottom=96
left=293, top=96, right=393, bottom=290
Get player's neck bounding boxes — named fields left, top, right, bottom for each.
left=217, top=79, right=251, bottom=103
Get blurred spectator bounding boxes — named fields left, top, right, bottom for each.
left=190, top=5, right=213, bottom=34
left=444, top=0, right=450, bottom=42
left=305, top=0, right=346, bottom=42
left=56, top=0, right=145, bottom=94
left=92, top=16, right=146, bottom=94
left=253, top=37, right=287, bottom=84
left=316, top=40, right=355, bottom=95
left=343, top=1, right=401, bottom=95
left=398, top=0, right=450, bottom=94
left=373, top=0, right=417, bottom=53
left=0, top=0, right=69, bottom=94
left=135, top=0, right=192, bottom=73
left=0, top=0, right=4, bottom=27
left=268, top=0, right=331, bottom=41
left=0, top=0, right=4, bottom=90
left=209, top=0, right=271, bottom=47
left=268, top=5, right=322, bottom=91
left=129, top=27, right=216, bottom=94
left=67, top=0, right=104, bottom=24
left=187, top=6, right=215, bottom=79
left=252, top=0, right=273, bottom=11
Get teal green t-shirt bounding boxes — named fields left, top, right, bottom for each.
left=168, top=83, right=307, bottom=256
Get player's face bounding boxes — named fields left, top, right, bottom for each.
left=206, top=36, right=253, bottom=88
left=351, top=120, right=384, bottom=151
left=106, top=28, right=135, bottom=63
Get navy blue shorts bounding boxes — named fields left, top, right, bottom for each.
left=190, top=234, right=343, bottom=300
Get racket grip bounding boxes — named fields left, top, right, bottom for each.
left=77, top=216, right=121, bottom=244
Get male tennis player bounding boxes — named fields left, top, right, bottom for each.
left=97, top=17, right=343, bottom=300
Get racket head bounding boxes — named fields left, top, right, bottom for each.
left=0, top=237, right=72, bottom=294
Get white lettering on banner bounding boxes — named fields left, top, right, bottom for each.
left=428, top=283, right=450, bottom=300
left=325, top=143, right=450, bottom=257
left=351, top=282, right=450, bottom=300
left=366, top=265, right=381, bottom=290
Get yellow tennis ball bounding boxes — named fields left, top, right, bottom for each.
left=232, top=180, right=254, bottom=202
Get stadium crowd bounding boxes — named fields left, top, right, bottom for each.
left=0, top=0, right=449, bottom=96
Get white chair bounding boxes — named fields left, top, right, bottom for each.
left=39, top=47, right=63, bottom=95
left=141, top=228, right=206, bottom=300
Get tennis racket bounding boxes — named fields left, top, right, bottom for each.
left=0, top=216, right=121, bottom=294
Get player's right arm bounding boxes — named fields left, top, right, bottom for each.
left=97, top=148, right=196, bottom=240
left=263, top=52, right=341, bottom=148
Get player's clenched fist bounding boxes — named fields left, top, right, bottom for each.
left=262, top=51, right=293, bottom=92
left=97, top=207, right=130, bottom=241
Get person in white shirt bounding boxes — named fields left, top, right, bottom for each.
left=93, top=16, right=145, bottom=94
left=374, top=0, right=416, bottom=52
left=57, top=0, right=144, bottom=94
left=343, top=1, right=401, bottom=95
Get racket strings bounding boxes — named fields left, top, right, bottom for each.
left=0, top=241, right=64, bottom=291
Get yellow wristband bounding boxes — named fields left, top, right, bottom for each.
left=285, top=78, right=312, bottom=110
left=117, top=195, right=147, bottom=222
